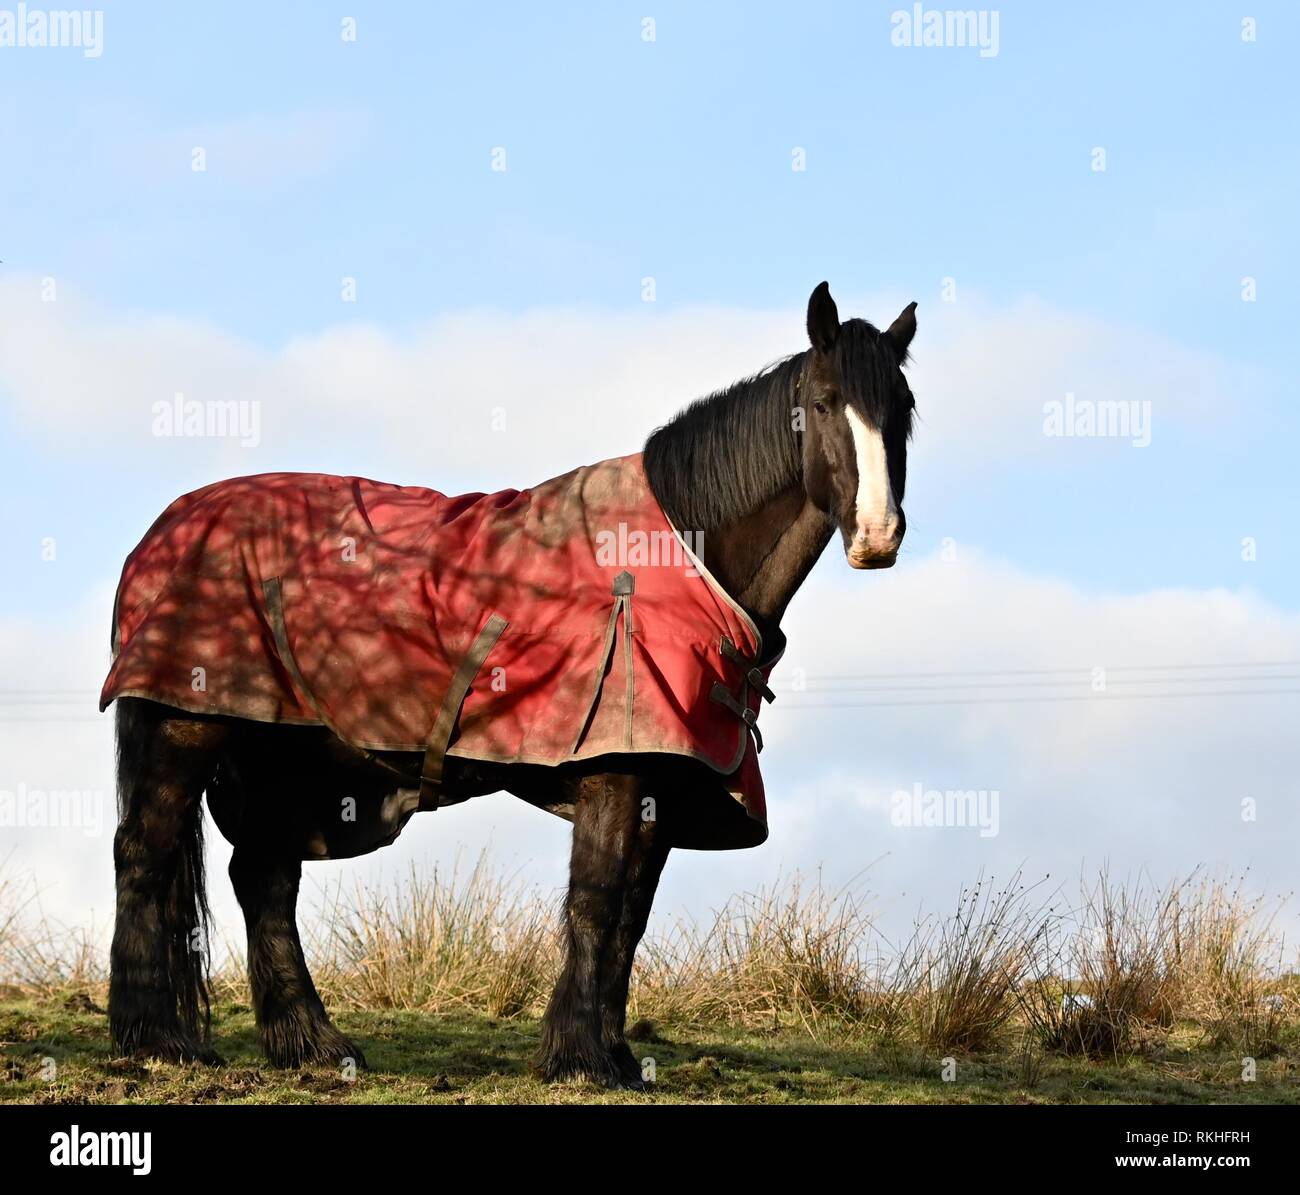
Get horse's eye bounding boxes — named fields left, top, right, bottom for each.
left=812, top=400, right=829, bottom=415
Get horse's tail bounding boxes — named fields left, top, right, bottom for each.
left=112, top=697, right=213, bottom=1046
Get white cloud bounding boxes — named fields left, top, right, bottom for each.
left=910, top=294, right=1240, bottom=455
left=2, top=551, right=1296, bottom=953
left=753, top=550, right=1300, bottom=942
left=177, top=107, right=372, bottom=185
left=0, top=585, right=574, bottom=959
left=84, top=105, right=373, bottom=189
left=0, top=279, right=1252, bottom=495
left=0, top=283, right=1291, bottom=956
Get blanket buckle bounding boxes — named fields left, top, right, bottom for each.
left=719, top=636, right=776, bottom=704
left=709, top=680, right=764, bottom=753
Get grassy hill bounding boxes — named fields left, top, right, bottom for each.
left=2, top=860, right=1296, bottom=1104
left=2, top=989, right=1295, bottom=1105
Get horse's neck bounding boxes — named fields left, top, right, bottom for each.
left=703, top=486, right=834, bottom=647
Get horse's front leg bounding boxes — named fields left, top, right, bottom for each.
left=598, top=813, right=669, bottom=1089
left=537, top=772, right=667, bottom=1088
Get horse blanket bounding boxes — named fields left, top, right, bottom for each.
left=100, top=454, right=776, bottom=850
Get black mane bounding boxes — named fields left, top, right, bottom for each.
left=643, top=318, right=900, bottom=534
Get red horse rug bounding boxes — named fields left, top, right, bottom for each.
left=100, top=455, right=776, bottom=850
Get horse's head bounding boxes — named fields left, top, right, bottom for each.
left=800, top=282, right=917, bottom=570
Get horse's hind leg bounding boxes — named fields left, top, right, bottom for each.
left=228, top=846, right=365, bottom=1068
left=109, top=698, right=226, bottom=1064
left=537, top=773, right=667, bottom=1088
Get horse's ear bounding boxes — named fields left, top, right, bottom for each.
left=884, top=301, right=918, bottom=359
left=806, top=281, right=840, bottom=354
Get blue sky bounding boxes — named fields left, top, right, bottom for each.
left=5, top=2, right=1296, bottom=337
left=1, top=2, right=1297, bottom=940
left=4, top=1, right=1298, bottom=613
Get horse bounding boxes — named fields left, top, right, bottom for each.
left=104, top=281, right=918, bottom=1088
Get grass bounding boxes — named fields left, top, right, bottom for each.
left=1, top=990, right=1296, bottom=1105
left=1, top=857, right=1296, bottom=1104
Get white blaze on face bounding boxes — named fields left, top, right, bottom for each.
left=845, top=406, right=898, bottom=550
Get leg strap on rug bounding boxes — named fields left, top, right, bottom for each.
left=712, top=636, right=771, bottom=753
left=419, top=613, right=509, bottom=806
left=709, top=681, right=763, bottom=753
left=720, top=636, right=776, bottom=704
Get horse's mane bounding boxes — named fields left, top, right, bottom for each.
left=643, top=318, right=898, bottom=534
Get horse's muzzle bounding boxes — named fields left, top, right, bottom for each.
left=846, top=526, right=902, bottom=569
left=847, top=547, right=899, bottom=570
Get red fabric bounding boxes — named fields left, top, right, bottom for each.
left=100, top=454, right=771, bottom=848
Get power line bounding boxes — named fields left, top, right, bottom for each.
left=784, top=660, right=1300, bottom=683
left=3, top=661, right=1300, bottom=721
left=6, top=660, right=1300, bottom=703
left=784, top=687, right=1300, bottom=710
left=786, top=673, right=1300, bottom=694
left=5, top=687, right=1300, bottom=721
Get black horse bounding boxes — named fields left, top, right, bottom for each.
left=108, top=282, right=918, bottom=1088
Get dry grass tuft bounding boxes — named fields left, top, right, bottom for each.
left=1166, top=871, right=1293, bottom=1056
left=307, top=854, right=557, bottom=1018
left=1018, top=870, right=1179, bottom=1058
left=1013, top=869, right=1294, bottom=1060
left=1, top=852, right=1294, bottom=1065
left=630, top=873, right=874, bottom=1032
left=0, top=863, right=105, bottom=994
left=909, top=872, right=1054, bottom=1053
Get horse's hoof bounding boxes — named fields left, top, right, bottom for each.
left=319, top=1038, right=368, bottom=1071
left=608, top=1040, right=650, bottom=1091
left=123, top=1030, right=224, bottom=1066
left=537, top=1040, right=649, bottom=1091
left=536, top=1053, right=619, bottom=1089
left=263, top=1018, right=366, bottom=1070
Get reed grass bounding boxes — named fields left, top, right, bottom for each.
left=2, top=854, right=1294, bottom=1059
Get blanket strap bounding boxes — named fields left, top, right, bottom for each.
left=713, top=636, right=769, bottom=752
left=571, top=571, right=636, bottom=755
left=720, top=636, right=776, bottom=704
left=709, top=681, right=763, bottom=753
left=419, top=613, right=509, bottom=805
